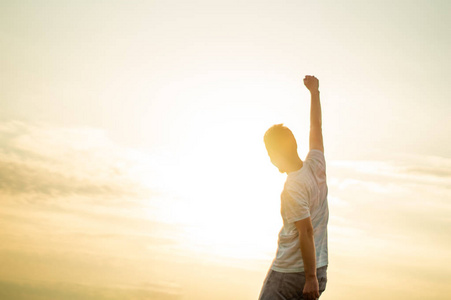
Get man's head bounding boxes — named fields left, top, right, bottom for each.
left=264, top=124, right=299, bottom=173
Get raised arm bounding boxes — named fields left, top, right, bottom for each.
left=303, top=75, right=324, bottom=153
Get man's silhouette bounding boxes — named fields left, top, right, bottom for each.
left=259, top=75, right=329, bottom=300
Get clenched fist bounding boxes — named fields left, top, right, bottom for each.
left=304, top=75, right=319, bottom=93
left=303, top=277, right=320, bottom=300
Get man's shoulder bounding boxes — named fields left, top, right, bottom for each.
left=285, top=174, right=303, bottom=187
left=306, top=149, right=325, bottom=161
left=306, top=149, right=326, bottom=169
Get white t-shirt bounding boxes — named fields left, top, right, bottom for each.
left=271, top=149, right=329, bottom=273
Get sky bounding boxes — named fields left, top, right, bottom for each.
left=1, top=0, right=450, bottom=299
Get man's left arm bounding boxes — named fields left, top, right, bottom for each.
left=295, top=217, right=319, bottom=300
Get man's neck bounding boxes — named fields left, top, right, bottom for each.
left=285, top=157, right=303, bottom=174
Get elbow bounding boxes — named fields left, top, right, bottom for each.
left=299, top=225, right=314, bottom=237
left=295, top=217, right=315, bottom=239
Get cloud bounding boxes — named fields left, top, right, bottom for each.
left=327, top=154, right=451, bottom=280
left=328, top=154, right=451, bottom=192
left=0, top=121, right=154, bottom=201
left=0, top=159, right=136, bottom=198
left=328, top=196, right=349, bottom=207
left=335, top=178, right=392, bottom=194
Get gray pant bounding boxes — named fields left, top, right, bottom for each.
left=258, top=265, right=328, bottom=300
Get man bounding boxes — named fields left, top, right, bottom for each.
left=259, top=75, right=329, bottom=300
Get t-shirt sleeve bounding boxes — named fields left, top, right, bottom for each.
left=282, top=181, right=310, bottom=223
left=306, top=149, right=326, bottom=169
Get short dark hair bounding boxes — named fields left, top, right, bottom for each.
left=264, top=124, right=297, bottom=154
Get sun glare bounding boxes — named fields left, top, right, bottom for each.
left=141, top=117, right=284, bottom=263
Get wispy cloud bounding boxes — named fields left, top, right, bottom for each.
left=0, top=121, right=155, bottom=201
left=329, top=155, right=451, bottom=188
left=326, top=155, right=451, bottom=298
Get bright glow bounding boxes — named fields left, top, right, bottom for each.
left=148, top=117, right=285, bottom=262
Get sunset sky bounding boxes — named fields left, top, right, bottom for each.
left=1, top=1, right=450, bottom=299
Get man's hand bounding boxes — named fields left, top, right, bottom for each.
left=303, top=75, right=319, bottom=93
left=304, top=75, right=324, bottom=152
left=303, top=276, right=320, bottom=300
